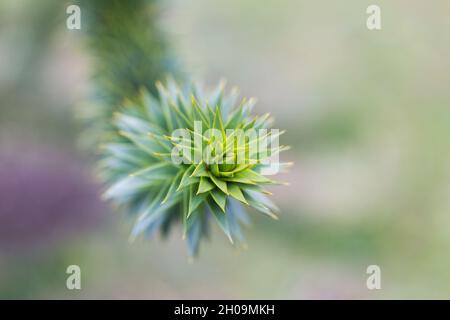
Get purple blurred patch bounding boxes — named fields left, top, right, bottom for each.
left=0, top=147, right=106, bottom=252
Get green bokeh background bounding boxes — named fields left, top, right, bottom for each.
left=1, top=0, right=450, bottom=299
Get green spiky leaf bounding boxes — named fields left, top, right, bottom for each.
left=97, top=79, right=289, bottom=255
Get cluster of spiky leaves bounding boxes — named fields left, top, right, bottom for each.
left=101, top=80, right=289, bottom=255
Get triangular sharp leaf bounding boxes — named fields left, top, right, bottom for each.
left=186, top=210, right=203, bottom=257
left=197, top=177, right=215, bottom=194
left=234, top=169, right=272, bottom=183
left=243, top=190, right=279, bottom=220
left=210, top=188, right=227, bottom=212
left=188, top=191, right=207, bottom=217
left=177, top=165, right=198, bottom=191
left=162, top=170, right=184, bottom=204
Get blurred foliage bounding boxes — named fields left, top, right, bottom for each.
left=100, top=79, right=289, bottom=256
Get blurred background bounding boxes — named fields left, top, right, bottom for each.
left=1, top=0, right=450, bottom=299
